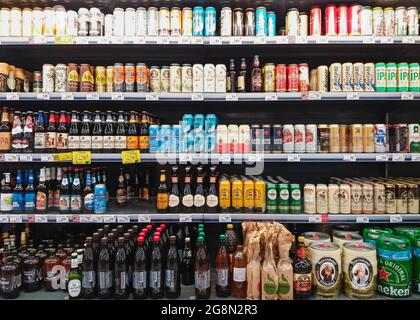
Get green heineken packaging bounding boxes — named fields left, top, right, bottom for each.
left=375, top=62, right=386, bottom=92
left=386, top=62, right=397, bottom=92
left=410, top=235, right=420, bottom=294
left=377, top=235, right=412, bottom=298
left=266, top=182, right=278, bottom=214
left=393, top=227, right=420, bottom=238
left=409, top=63, right=420, bottom=92
left=362, top=228, right=393, bottom=247
left=278, top=183, right=290, bottom=213
left=289, top=184, right=302, bottom=214
left=397, top=62, right=409, bottom=92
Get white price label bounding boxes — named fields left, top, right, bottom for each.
left=265, top=93, right=278, bottom=101
left=380, top=36, right=394, bottom=44
left=308, top=91, right=322, bottom=100
left=402, top=36, right=415, bottom=44
left=158, top=37, right=169, bottom=44
left=179, top=37, right=191, bottom=44
left=91, top=215, right=103, bottom=223
left=356, top=216, right=369, bottom=223
left=362, top=36, right=375, bottom=44
left=376, top=154, right=389, bottom=161
left=117, top=215, right=130, bottom=223
left=179, top=214, right=192, bottom=223
left=61, top=92, right=74, bottom=100
left=296, top=36, right=308, bottom=44
left=255, top=36, right=266, bottom=44
left=55, top=215, right=69, bottom=223
left=390, top=215, right=403, bottom=223
left=276, top=36, right=288, bottom=44
left=265, top=36, right=277, bottom=43
left=123, top=36, right=135, bottom=44
left=287, top=154, right=300, bottom=162
left=35, top=215, right=48, bottom=223
left=391, top=154, right=405, bottom=162
left=97, top=37, right=110, bottom=44
left=6, top=93, right=19, bottom=100
left=133, top=36, right=146, bottom=44
left=226, top=93, right=238, bottom=101
left=191, top=37, right=204, bottom=44
left=347, top=92, right=360, bottom=100
left=5, top=154, right=18, bottom=162
left=75, top=37, right=88, bottom=44
left=229, top=37, right=241, bottom=45
left=111, top=37, right=124, bottom=44
left=103, top=215, right=116, bottom=223
left=191, top=93, right=204, bottom=101
left=343, top=154, right=356, bottom=161
left=412, top=154, right=420, bottom=161
left=138, top=214, right=151, bottom=223
left=41, top=155, right=53, bottom=162
left=146, top=93, right=159, bottom=101
left=179, top=154, right=192, bottom=163
left=0, top=215, right=9, bottom=223
left=247, top=154, right=263, bottom=162
left=209, top=37, right=222, bottom=45
left=79, top=215, right=91, bottom=223
left=288, top=36, right=296, bottom=44
left=401, top=92, right=414, bottom=100
left=219, top=214, right=232, bottom=222
left=37, top=93, right=50, bottom=100
left=19, top=154, right=33, bottom=162
left=33, top=36, right=46, bottom=44
left=218, top=154, right=231, bottom=163
left=308, top=215, right=322, bottom=223
left=316, top=36, right=328, bottom=43
left=86, top=92, right=99, bottom=100
left=9, top=215, right=23, bottom=223
left=111, top=93, right=124, bottom=100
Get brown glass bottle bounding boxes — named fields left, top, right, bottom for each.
left=1, top=256, right=20, bottom=298
left=133, top=236, right=147, bottom=299
left=142, top=169, right=151, bottom=200
left=97, top=237, right=112, bottom=299
left=139, top=111, right=149, bottom=153
left=11, top=111, right=23, bottom=153
left=168, top=166, right=180, bottom=213
left=127, top=111, right=139, bottom=149
left=225, top=224, right=238, bottom=273
left=206, top=166, right=219, bottom=213
left=182, top=166, right=193, bottom=213
left=116, top=168, right=127, bottom=207
left=231, top=245, right=247, bottom=298
left=56, top=110, right=69, bottom=151
left=82, top=237, right=95, bottom=299
left=91, top=110, right=103, bottom=152
left=194, top=166, right=205, bottom=213
left=194, top=236, right=210, bottom=299
left=227, top=59, right=236, bottom=93
left=22, top=250, right=40, bottom=292
left=293, top=236, right=312, bottom=299
left=149, top=235, right=163, bottom=299
left=114, top=237, right=128, bottom=299
left=42, top=250, right=61, bottom=291
left=165, top=235, right=180, bottom=299
left=157, top=169, right=168, bottom=213
left=237, top=58, right=247, bottom=92
left=46, top=111, right=57, bottom=151
left=251, top=55, right=263, bottom=92
left=216, top=234, right=230, bottom=297
left=0, top=107, right=11, bottom=152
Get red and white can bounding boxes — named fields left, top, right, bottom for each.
left=310, top=6, right=322, bottom=36
left=348, top=4, right=361, bottom=35
left=216, top=124, right=228, bottom=153
left=298, top=63, right=309, bottom=92
left=282, top=125, right=294, bottom=153
left=337, top=5, right=348, bottom=35
left=294, top=124, right=306, bottom=153
left=287, top=64, right=299, bottom=92
left=305, top=124, right=318, bottom=153
left=228, top=124, right=239, bottom=153
left=325, top=4, right=337, bottom=36
left=275, top=64, right=287, bottom=92
left=239, top=124, right=251, bottom=153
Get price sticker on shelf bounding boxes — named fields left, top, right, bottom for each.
left=103, top=215, right=116, bottom=223
left=287, top=154, right=300, bottom=162
left=35, top=215, right=48, bottom=223
left=191, top=93, right=204, bottom=101
left=19, top=154, right=33, bottom=162
left=179, top=214, right=192, bottom=223
left=121, top=150, right=141, bottom=164
left=362, top=36, right=375, bottom=44
left=146, top=93, right=159, bottom=101
left=356, top=216, right=370, bottom=223
left=255, top=36, right=266, bottom=44
left=401, top=92, right=414, bottom=100
left=218, top=154, right=231, bottom=163
left=380, top=36, right=394, bottom=44
left=91, top=215, right=103, bottom=223
left=5, top=154, right=18, bottom=162
left=287, top=36, right=296, bottom=44
left=133, top=36, right=146, bottom=44
left=226, top=93, right=238, bottom=101
left=55, top=36, right=75, bottom=44
left=247, top=154, right=263, bottom=162
left=390, top=215, right=403, bottom=223
left=219, top=214, right=232, bottom=223
left=376, top=154, right=389, bottom=161
left=308, top=215, right=322, bottom=223
left=229, top=37, right=241, bottom=45
left=61, top=92, right=74, bottom=100
left=402, top=36, right=415, bottom=44
left=37, top=93, right=50, bottom=100
left=391, top=154, right=405, bottom=162
left=412, top=154, right=420, bottom=162
left=308, top=91, right=322, bottom=100
left=9, top=215, right=23, bottom=223
left=117, top=215, right=130, bottom=223
left=316, top=36, right=328, bottom=43
left=32, top=36, right=46, bottom=44
left=53, top=152, right=73, bottom=162
left=179, top=37, right=191, bottom=44
left=191, top=37, right=204, bottom=44
left=158, top=37, right=170, bottom=44
left=79, top=215, right=91, bottom=223
left=6, top=93, right=19, bottom=100
left=347, top=92, right=360, bottom=100
left=343, top=154, right=356, bottom=161
left=55, top=215, right=69, bottom=223
left=179, top=154, right=192, bottom=163
left=209, top=37, right=222, bottom=45
left=86, top=92, right=99, bottom=100
left=111, top=92, right=124, bottom=100
left=41, top=155, right=54, bottom=162
left=265, top=93, right=278, bottom=101
left=0, top=215, right=9, bottom=223
left=296, top=36, right=308, bottom=44
left=97, top=36, right=110, bottom=44
left=111, top=37, right=124, bottom=44
left=138, top=214, right=151, bottom=223
left=75, top=37, right=88, bottom=44
left=72, top=151, right=91, bottom=165
left=275, top=36, right=288, bottom=44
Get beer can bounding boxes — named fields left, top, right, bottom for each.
left=375, top=62, right=386, bottom=91
left=22, top=8, right=32, bottom=37
left=372, top=7, right=384, bottom=36
left=316, top=184, right=328, bottom=214
left=278, top=183, right=290, bottom=213
left=287, top=64, right=299, bottom=92
left=217, top=124, right=228, bottom=153
left=290, top=184, right=302, bottom=214
left=171, top=125, right=180, bottom=153
left=251, top=124, right=262, bottom=153
left=182, top=7, right=193, bottom=36
left=394, top=7, right=407, bottom=35
left=158, top=125, right=172, bottom=153
left=286, top=8, right=299, bottom=36
left=317, top=66, right=329, bottom=92
left=255, top=7, right=267, bottom=36
left=272, top=124, right=283, bottom=153
left=148, top=125, right=160, bottom=152
left=192, top=6, right=204, bottom=36
left=228, top=124, right=239, bottom=153
left=204, top=63, right=216, bottom=93
left=407, top=184, right=419, bottom=214
left=383, top=8, right=394, bottom=36
left=169, top=64, right=181, bottom=93
left=267, top=11, right=276, bottom=36
left=32, top=7, right=43, bottom=36
left=158, top=7, right=170, bottom=36
left=104, top=14, right=113, bottom=36
left=362, top=124, right=375, bottom=153
left=42, top=64, right=55, bottom=93
left=409, top=63, right=420, bottom=92
left=390, top=124, right=409, bottom=152
left=192, top=64, right=204, bottom=93
left=304, top=184, right=316, bottom=214
left=349, top=4, right=362, bottom=35
left=282, top=124, right=294, bottom=153
left=409, top=123, right=420, bottom=153
left=66, top=10, right=78, bottom=36
left=317, top=124, right=330, bottom=153
left=204, top=7, right=216, bottom=36
left=396, top=184, right=408, bottom=214
left=170, top=7, right=182, bottom=36
left=263, top=63, right=275, bottom=92
left=294, top=124, right=306, bottom=153
left=266, top=182, right=277, bottom=213
left=135, top=7, right=147, bottom=36
left=0, top=8, right=11, bottom=37
left=397, top=62, right=409, bottom=92
left=298, top=63, right=309, bottom=92
left=299, top=12, right=308, bottom=36
left=328, top=184, right=340, bottom=214
left=8, top=7, right=23, bottom=36
left=181, top=64, right=193, bottom=93
left=124, top=63, right=136, bottom=92
left=113, top=63, right=124, bottom=92
left=342, top=62, right=354, bottom=92
left=350, top=124, right=363, bottom=153
left=54, top=64, right=67, bottom=93
left=136, top=63, right=148, bottom=92
left=149, top=66, right=161, bottom=92
left=386, top=62, right=397, bottom=92
left=360, top=6, right=373, bottom=35
left=245, top=8, right=255, bottom=36
left=147, top=7, right=158, bottom=36
left=106, top=66, right=113, bottom=92
left=373, top=183, right=385, bottom=214
left=254, top=179, right=266, bottom=212
left=364, top=63, right=375, bottom=92
left=66, top=63, right=79, bottom=92
left=262, top=124, right=272, bottom=153
left=33, top=71, right=42, bottom=92
left=231, top=178, right=244, bottom=212
left=350, top=183, right=362, bottom=214
left=204, top=114, right=217, bottom=134
left=89, top=8, right=102, bottom=36
left=112, top=8, right=125, bottom=37
left=329, top=124, right=340, bottom=153
left=232, top=8, right=244, bottom=36
left=215, top=64, right=227, bottom=93
left=220, top=7, right=232, bottom=37
left=339, top=184, right=351, bottom=213
left=353, top=62, right=365, bottom=92
left=124, top=8, right=136, bottom=37
left=310, top=69, right=318, bottom=91
left=374, top=124, right=387, bottom=153
left=407, top=7, right=419, bottom=36
left=305, top=124, right=317, bottom=153
left=218, top=177, right=231, bottom=211
left=385, top=184, right=396, bottom=214
left=205, top=132, right=216, bottom=153
left=329, top=63, right=342, bottom=92
left=193, top=131, right=205, bottom=153
left=239, top=124, right=251, bottom=153
left=337, top=5, right=348, bottom=36
left=43, top=7, right=55, bottom=36
left=325, top=4, right=337, bottom=36
left=310, top=6, right=322, bottom=36
left=243, top=178, right=255, bottom=211
left=193, top=114, right=205, bottom=132
left=181, top=114, right=193, bottom=134
left=275, top=64, right=287, bottom=92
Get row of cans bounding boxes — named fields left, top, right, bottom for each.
left=304, top=177, right=420, bottom=214
left=262, top=63, right=309, bottom=92
left=249, top=123, right=420, bottom=153
left=264, top=176, right=302, bottom=214
left=286, top=5, right=419, bottom=36
left=0, top=62, right=31, bottom=93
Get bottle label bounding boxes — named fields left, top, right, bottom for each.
left=79, top=135, right=92, bottom=149
left=139, top=136, right=149, bottom=149
left=133, top=271, right=147, bottom=289
left=0, top=132, right=11, bottom=150
left=157, top=193, right=169, bottom=209
left=46, top=132, right=56, bottom=148
left=119, top=272, right=126, bottom=290
left=71, top=195, right=82, bottom=211
left=84, top=193, right=94, bottom=211
left=194, top=194, right=205, bottom=207
left=182, top=194, right=194, bottom=208
left=115, top=136, right=127, bottom=149
left=149, top=270, right=161, bottom=289
left=294, top=273, right=312, bottom=292
left=127, top=136, right=139, bottom=149
left=56, top=133, right=69, bottom=149
left=23, top=270, right=37, bottom=284
left=103, top=136, right=115, bottom=149
left=165, top=269, right=175, bottom=288
left=0, top=193, right=13, bottom=211
left=68, top=135, right=80, bottom=149
left=216, top=268, right=229, bottom=287
left=59, top=195, right=70, bottom=211
left=142, top=188, right=150, bottom=200
left=34, top=132, right=46, bottom=149
left=195, top=270, right=210, bottom=290
left=233, top=267, right=246, bottom=282
left=206, top=194, right=219, bottom=207
left=68, top=279, right=82, bottom=297
left=82, top=270, right=95, bottom=289
left=99, top=271, right=112, bottom=289
left=168, top=194, right=179, bottom=208
left=91, top=136, right=103, bottom=150
left=36, top=191, right=47, bottom=210
left=237, top=75, right=245, bottom=91
left=24, top=195, right=36, bottom=211
left=116, top=188, right=127, bottom=204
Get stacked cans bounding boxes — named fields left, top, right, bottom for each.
left=375, top=62, right=419, bottom=92
left=263, top=62, right=309, bottom=92
left=216, top=124, right=250, bottom=153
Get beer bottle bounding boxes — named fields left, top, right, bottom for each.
left=12, top=170, right=24, bottom=212
left=35, top=168, right=47, bottom=212
left=11, top=111, right=23, bottom=153
left=293, top=236, right=312, bottom=299
left=0, top=107, right=11, bottom=152
left=54, top=167, right=62, bottom=209
left=59, top=168, right=70, bottom=213
left=82, top=170, right=94, bottom=214
left=1, top=256, right=19, bottom=299
left=22, top=111, right=34, bottom=152
left=251, top=55, right=262, bottom=92
left=194, top=166, right=206, bottom=212
left=70, top=169, right=82, bottom=213
left=150, top=235, right=163, bottom=299
left=156, top=169, right=168, bottom=213
left=97, top=238, right=111, bottom=299
left=124, top=170, right=134, bottom=202
left=1, top=172, right=13, bottom=212
left=216, top=234, right=230, bottom=297
left=22, top=249, right=40, bottom=292
left=133, top=236, right=147, bottom=299
left=237, top=58, right=247, bottom=93
left=46, top=111, right=57, bottom=151
left=80, top=112, right=92, bottom=150
left=68, top=111, right=80, bottom=151
left=231, top=245, right=247, bottom=298
left=127, top=111, right=139, bottom=150
left=82, top=237, right=95, bottom=299
left=91, top=110, right=103, bottom=152
left=115, top=111, right=127, bottom=151
left=103, top=111, right=115, bottom=152
left=116, top=168, right=127, bottom=207
left=227, top=59, right=237, bottom=93
left=142, top=169, right=151, bottom=200
left=114, top=237, right=128, bottom=299
left=206, top=166, right=219, bottom=213
left=182, top=166, right=193, bottom=213
left=168, top=166, right=180, bottom=213
left=34, top=111, right=46, bottom=153
left=67, top=253, right=82, bottom=299
left=139, top=112, right=149, bottom=153
left=24, top=171, right=35, bottom=212
left=56, top=111, right=69, bottom=151
left=194, top=236, right=210, bottom=299
left=123, top=233, right=133, bottom=292
left=165, top=235, right=180, bottom=299
left=134, top=171, right=141, bottom=200
left=225, top=224, right=238, bottom=273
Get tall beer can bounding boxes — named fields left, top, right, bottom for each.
left=283, top=125, right=294, bottom=153
left=329, top=124, right=340, bottom=153
left=294, top=124, right=306, bottom=153
left=329, top=63, right=342, bottom=92
left=287, top=64, right=299, bottom=92
left=169, top=64, right=181, bottom=93
left=351, top=183, right=362, bottom=213
left=136, top=63, right=148, bottom=92
left=339, top=125, right=350, bottom=152
left=328, top=184, right=340, bottom=214
left=255, top=7, right=267, bottom=36
left=147, top=7, right=158, bottom=36
left=267, top=11, right=276, bottom=36
left=304, top=184, right=316, bottom=214
left=95, top=66, right=106, bottom=92
left=263, top=63, right=275, bottom=92
left=309, top=6, right=322, bottom=36
left=325, top=5, right=337, bottom=36
left=42, top=64, right=55, bottom=93
left=251, top=124, right=262, bottom=153
left=349, top=4, right=361, bottom=35
left=181, top=64, right=193, bottom=93
left=350, top=124, right=363, bottom=153
left=337, top=5, right=348, bottom=35
left=272, top=124, right=283, bottom=153
left=106, top=66, right=113, bottom=92
left=342, top=62, right=354, bottom=92
left=397, top=62, right=409, bottom=92
left=104, top=14, right=113, bottom=36
left=220, top=7, right=232, bottom=36
left=233, top=8, right=244, bottom=36
left=66, top=10, right=78, bottom=36
left=158, top=7, right=170, bottom=36
left=299, top=12, right=308, bottom=36
left=170, top=7, right=182, bottom=36
left=374, top=183, right=385, bottom=214
left=54, top=64, right=67, bottom=93
left=353, top=62, right=365, bottom=92
left=364, top=63, right=375, bottom=92
left=317, top=66, right=329, bottom=92
left=407, top=7, right=419, bottom=36
left=375, top=62, right=386, bottom=91
left=203, top=64, right=216, bottom=93
left=125, top=8, right=136, bottom=36
left=239, top=125, right=251, bottom=153
left=22, top=8, right=32, bottom=37
left=372, top=7, right=384, bottom=36
left=383, top=8, right=394, bottom=36
left=112, top=8, right=125, bottom=36
left=216, top=124, right=228, bottom=153
left=394, top=7, right=407, bottom=35
left=385, top=184, right=396, bottom=214
left=0, top=8, right=11, bottom=37
left=362, top=124, right=375, bottom=152
left=262, top=124, right=272, bottom=153
left=386, top=62, right=397, bottom=92
left=286, top=9, right=299, bottom=36
left=192, top=64, right=204, bottom=93
left=149, top=66, right=161, bottom=92
left=215, top=64, right=227, bottom=93
left=409, top=123, right=420, bottom=153
left=298, top=63, right=309, bottom=92
left=317, top=124, right=330, bottom=153
left=374, top=124, right=387, bottom=153
left=409, top=63, right=420, bottom=92
left=244, top=8, right=255, bottom=36
left=360, top=6, right=373, bottom=35
left=305, top=124, right=317, bottom=153
left=32, top=8, right=43, bottom=36
left=310, top=69, right=318, bottom=91
left=192, top=6, right=204, bottom=36
left=275, top=64, right=287, bottom=92
left=339, top=184, right=351, bottom=214
left=135, top=8, right=147, bottom=36
left=182, top=7, right=193, bottom=36
left=228, top=124, right=239, bottom=153
left=316, top=184, right=328, bottom=214
left=204, top=7, right=216, bottom=36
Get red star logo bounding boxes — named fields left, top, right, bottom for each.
left=379, top=267, right=390, bottom=281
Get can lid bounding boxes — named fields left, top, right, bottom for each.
left=309, top=241, right=340, bottom=251
left=343, top=242, right=375, bottom=252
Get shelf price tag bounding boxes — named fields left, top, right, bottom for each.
left=389, top=215, right=403, bottom=223
left=265, top=93, right=278, bottom=101
left=218, top=154, right=231, bottom=163
left=55, top=215, right=69, bottom=223
left=308, top=215, right=322, bottom=223
left=412, top=154, right=420, bottom=161
left=79, top=215, right=91, bottom=223
left=226, top=93, right=238, bottom=101
left=296, top=36, right=308, bottom=44
left=35, top=215, right=48, bottom=223
left=402, top=36, right=415, bottom=44
left=191, top=37, right=204, bottom=44
left=37, top=93, right=50, bottom=100
left=117, top=215, right=130, bottom=223
left=343, top=154, right=356, bottom=161
left=179, top=214, right=192, bottom=223
left=146, top=93, right=159, bottom=101
left=91, top=215, right=103, bottom=223
left=19, top=154, right=33, bottom=162
left=86, top=92, right=99, bottom=100
left=98, top=37, right=110, bottom=44
left=133, top=36, right=145, bottom=44
left=401, top=92, right=414, bottom=100
left=308, top=91, right=322, bottom=100
left=111, top=37, right=124, bottom=44
left=53, top=152, right=72, bottom=162
left=158, top=37, right=169, bottom=44
left=6, top=93, right=19, bottom=100
left=347, top=92, right=360, bottom=100
left=103, top=215, right=116, bottom=223
left=255, top=36, right=266, bottom=44
left=287, top=154, right=300, bottom=162
left=121, top=150, right=141, bottom=164
left=316, top=36, right=328, bottom=43
left=391, top=154, right=405, bottom=162
left=179, top=154, right=192, bottom=163
left=72, top=151, right=91, bottom=165
left=376, top=154, right=389, bottom=161
left=356, top=216, right=369, bottom=223
left=247, top=154, right=263, bottom=162
left=61, top=92, right=74, bottom=100
left=209, top=37, right=222, bottom=45
left=191, top=93, right=204, bottom=101
left=0, top=215, right=9, bottom=223
left=55, top=36, right=74, bottom=44
left=41, top=155, right=54, bottom=162
left=138, top=214, right=151, bottom=223
left=179, top=37, right=191, bottom=44
left=380, top=36, right=393, bottom=44
left=75, top=37, right=88, bottom=44
left=229, top=37, right=241, bottom=45
left=9, top=215, right=23, bottom=223
left=362, top=36, right=375, bottom=44
left=275, top=36, right=288, bottom=44
left=5, top=154, right=18, bottom=162
left=111, top=92, right=124, bottom=100
left=219, top=214, right=232, bottom=223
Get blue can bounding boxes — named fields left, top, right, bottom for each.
left=159, top=125, right=172, bottom=153
left=94, top=183, right=107, bottom=214
left=182, top=114, right=194, bottom=134
left=256, top=7, right=267, bottom=36
left=204, top=7, right=216, bottom=36
left=267, top=11, right=276, bottom=36
left=149, top=125, right=160, bottom=153
left=194, top=114, right=205, bottom=132
left=205, top=114, right=218, bottom=134
left=205, top=133, right=217, bottom=153
left=193, top=6, right=204, bottom=36
left=171, top=125, right=181, bottom=153
left=194, top=131, right=205, bottom=153
left=185, top=132, right=195, bottom=153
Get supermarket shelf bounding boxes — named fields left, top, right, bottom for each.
left=0, top=92, right=418, bottom=102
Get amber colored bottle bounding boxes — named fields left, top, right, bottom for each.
left=127, top=111, right=139, bottom=149
left=0, top=107, right=11, bottom=152
left=42, top=250, right=61, bottom=291
left=156, top=170, right=168, bottom=213
left=215, top=234, right=230, bottom=297
left=225, top=224, right=238, bottom=273
left=231, top=245, right=247, bottom=298
left=251, top=55, right=262, bottom=92
left=194, top=236, right=210, bottom=299
left=139, top=112, right=149, bottom=153
left=293, top=236, right=312, bottom=299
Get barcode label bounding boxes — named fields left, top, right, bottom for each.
left=412, top=154, right=420, bottom=161
left=91, top=215, right=103, bottom=223
left=19, top=154, right=33, bottom=162
left=5, top=154, right=18, bottom=162
left=296, top=36, right=308, bottom=43
left=158, top=37, right=169, bottom=44
left=35, top=215, right=48, bottom=223
left=61, top=92, right=74, bottom=100
left=6, top=93, right=19, bottom=100
left=380, top=36, right=393, bottom=44
left=265, top=93, right=278, bottom=101
left=287, top=154, right=300, bottom=162
left=103, top=215, right=116, bottom=223
left=229, top=37, right=241, bottom=45
left=347, top=92, right=360, bottom=100
left=0, top=215, right=9, bottom=223
left=362, top=36, right=375, bottom=44
left=191, top=93, right=204, bottom=101
left=308, top=91, right=322, bottom=100
left=356, top=216, right=369, bottom=223
left=86, top=92, right=99, bottom=100
left=218, top=154, right=231, bottom=163
left=247, top=154, right=263, bottom=162
left=138, top=214, right=151, bottom=223
left=111, top=93, right=124, bottom=100
left=9, top=215, right=23, bottom=223
left=391, top=154, right=405, bottom=162
left=79, top=215, right=91, bottom=223
left=401, top=92, right=414, bottom=100
left=55, top=215, right=69, bottom=223
left=389, top=215, right=403, bottom=223
left=376, top=154, right=389, bottom=161
left=209, top=37, right=222, bottom=45
left=225, top=93, right=238, bottom=101
left=179, top=154, right=192, bottom=163
left=146, top=93, right=159, bottom=100
left=343, top=154, right=356, bottom=161
left=37, top=93, right=50, bottom=100
left=179, top=214, right=192, bottom=223
left=219, top=214, right=232, bottom=222
left=308, top=215, right=322, bottom=223
left=402, top=36, right=415, bottom=44
left=117, top=215, right=130, bottom=223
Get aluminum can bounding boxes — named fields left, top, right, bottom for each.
left=245, top=9, right=255, bottom=36
left=385, top=184, right=396, bottom=213
left=317, top=66, right=329, bottom=92
left=147, top=7, right=158, bottom=36
left=272, top=124, right=283, bottom=153
left=389, top=124, right=409, bottom=152
left=169, top=7, right=181, bottom=36
left=160, top=66, right=170, bottom=93
left=329, top=63, right=342, bottom=92
left=233, top=8, right=244, bottom=36
left=275, top=64, right=287, bottom=92
left=239, top=125, right=251, bottom=153
left=375, top=62, right=386, bottom=91
left=192, top=64, right=204, bottom=92
left=158, top=125, right=172, bottom=153
left=394, top=7, right=407, bottom=35
left=33, top=71, right=42, bottom=92
left=124, top=8, right=136, bottom=36
left=66, top=10, right=78, bottom=36
left=205, top=114, right=217, bottom=134
left=42, top=64, right=55, bottom=93
left=215, top=64, right=227, bottom=93
left=255, top=7, right=267, bottom=36
left=337, top=5, right=348, bottom=35
left=267, top=11, right=276, bottom=36
left=135, top=7, right=147, bottom=36
left=374, top=124, right=387, bottom=153
left=353, top=62, right=365, bottom=92
left=89, top=8, right=102, bottom=36
left=397, top=62, right=409, bottom=92
left=386, top=62, right=397, bottom=92
left=360, top=6, right=373, bottom=35
left=94, top=66, right=106, bottom=92
left=325, top=4, right=337, bottom=36
left=204, top=7, right=216, bottom=36
left=169, top=64, right=181, bottom=93
left=171, top=125, right=181, bottom=153
left=158, top=7, right=170, bottom=36
left=339, top=184, right=351, bottom=213
left=305, top=124, right=317, bottom=153
left=80, top=64, right=93, bottom=92
left=362, top=124, right=375, bottom=152
left=328, top=184, right=340, bottom=214
left=350, top=183, right=363, bottom=214
left=124, top=63, right=136, bottom=92
left=204, top=63, right=216, bottom=93
left=104, top=14, right=113, bottom=36
left=383, top=8, right=394, bottom=36
left=304, top=184, right=316, bottom=214
left=372, top=7, right=384, bottom=36
left=66, top=64, right=79, bottom=92
left=287, top=64, right=299, bottom=92
left=43, top=7, right=55, bottom=36
left=294, top=124, right=306, bottom=153
left=193, top=131, right=205, bottom=153
left=329, top=124, right=340, bottom=153
left=0, top=8, right=11, bottom=37
left=106, top=66, right=113, bottom=92
left=182, top=114, right=194, bottom=135
left=192, top=6, right=204, bottom=36
left=342, top=62, right=354, bottom=92
left=350, top=124, right=363, bottom=153
left=317, top=124, right=330, bottom=152
left=181, top=64, right=193, bottom=93
left=205, top=132, right=216, bottom=153
left=220, top=7, right=232, bottom=36
left=282, top=124, right=294, bottom=153
left=409, top=63, right=420, bottom=92
left=348, top=4, right=361, bottom=35
left=32, top=7, right=43, bottom=36
left=286, top=8, right=299, bottom=36
left=112, top=8, right=125, bottom=37
left=54, top=64, right=67, bottom=93
left=262, top=124, right=271, bottom=153
left=299, top=12, right=308, bottom=36
left=339, top=125, right=350, bottom=152
left=263, top=63, right=275, bottom=92
left=299, top=63, right=309, bottom=92
left=136, top=63, right=148, bottom=92
left=228, top=124, right=239, bottom=153
left=182, top=7, right=193, bottom=36
left=407, top=7, right=419, bottom=36
left=113, top=63, right=124, bottom=92
left=316, top=184, right=328, bottom=214
left=194, top=114, right=205, bottom=132
left=22, top=8, right=32, bottom=37
left=243, top=178, right=255, bottom=211
left=396, top=184, right=408, bottom=214
left=364, top=63, right=375, bottom=91
left=251, top=124, right=262, bottom=153
left=310, top=6, right=322, bottom=36
left=149, top=66, right=161, bottom=92
left=310, top=69, right=318, bottom=91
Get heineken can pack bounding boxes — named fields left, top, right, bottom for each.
left=411, top=234, right=420, bottom=294
left=377, top=235, right=412, bottom=298
left=278, top=183, right=290, bottom=213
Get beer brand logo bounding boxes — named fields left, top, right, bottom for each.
left=81, top=71, right=94, bottom=84
left=280, top=189, right=289, bottom=200
left=162, top=70, right=170, bottom=78
left=294, top=130, right=303, bottom=143
left=348, top=258, right=373, bottom=288
left=283, top=130, right=293, bottom=143
left=377, top=257, right=411, bottom=297
left=292, top=189, right=301, bottom=200
left=305, top=130, right=313, bottom=143
left=315, top=257, right=339, bottom=287
left=267, top=189, right=277, bottom=200
left=96, top=73, right=106, bottom=84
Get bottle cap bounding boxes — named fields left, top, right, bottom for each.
left=197, top=236, right=204, bottom=243
left=227, top=224, right=234, bottom=229
left=298, top=236, right=305, bottom=243
left=219, top=234, right=226, bottom=241
left=137, top=237, right=145, bottom=243
left=153, top=236, right=160, bottom=242
left=156, top=227, right=162, bottom=233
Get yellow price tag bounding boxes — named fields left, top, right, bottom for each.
left=72, top=151, right=91, bottom=165
left=55, top=36, right=75, bottom=44
left=121, top=150, right=141, bottom=164
left=52, top=152, right=73, bottom=161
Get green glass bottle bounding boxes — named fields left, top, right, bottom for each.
left=67, top=253, right=82, bottom=299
